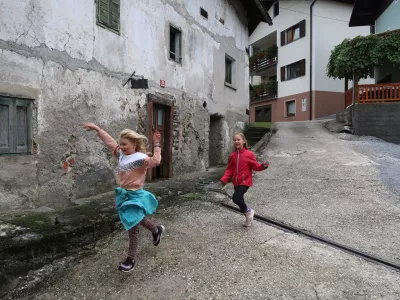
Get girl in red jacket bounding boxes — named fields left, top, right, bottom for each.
left=220, top=132, right=269, bottom=227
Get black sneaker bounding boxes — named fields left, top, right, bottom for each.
left=152, top=225, right=165, bottom=246
left=119, top=257, right=135, bottom=273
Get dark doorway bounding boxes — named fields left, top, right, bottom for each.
left=255, top=105, right=272, bottom=122
left=209, top=114, right=224, bottom=167
left=147, top=94, right=173, bottom=182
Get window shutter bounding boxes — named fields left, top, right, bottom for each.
left=300, top=59, right=306, bottom=76
left=299, top=19, right=306, bottom=38
left=280, top=66, right=286, bottom=82
left=15, top=100, right=30, bottom=153
left=98, top=0, right=110, bottom=27
left=0, top=98, right=13, bottom=154
left=280, top=30, right=286, bottom=46
left=109, top=0, right=120, bottom=32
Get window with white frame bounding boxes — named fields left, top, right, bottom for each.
left=169, top=25, right=182, bottom=63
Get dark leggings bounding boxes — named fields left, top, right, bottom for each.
left=232, top=186, right=249, bottom=213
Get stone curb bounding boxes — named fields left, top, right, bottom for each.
left=251, top=132, right=272, bottom=153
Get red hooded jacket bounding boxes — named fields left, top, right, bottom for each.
left=220, top=148, right=266, bottom=187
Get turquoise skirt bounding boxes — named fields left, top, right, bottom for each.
left=115, top=187, right=158, bottom=230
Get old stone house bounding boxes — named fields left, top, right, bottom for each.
left=0, top=0, right=271, bottom=210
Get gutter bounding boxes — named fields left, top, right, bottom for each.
left=309, top=0, right=317, bottom=120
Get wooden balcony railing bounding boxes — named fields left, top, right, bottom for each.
left=250, top=56, right=278, bottom=74
left=358, top=83, right=400, bottom=103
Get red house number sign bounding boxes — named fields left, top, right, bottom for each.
left=160, top=80, right=166, bottom=88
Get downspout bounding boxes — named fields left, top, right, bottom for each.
left=309, top=0, right=317, bottom=120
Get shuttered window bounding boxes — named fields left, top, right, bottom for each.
left=280, top=59, right=306, bottom=82
left=0, top=96, right=32, bottom=154
left=97, top=0, right=120, bottom=34
left=281, top=19, right=306, bottom=46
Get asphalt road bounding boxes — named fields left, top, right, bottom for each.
left=246, top=121, right=400, bottom=265
left=7, top=120, right=400, bottom=300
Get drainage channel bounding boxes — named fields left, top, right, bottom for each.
left=220, top=202, right=400, bottom=273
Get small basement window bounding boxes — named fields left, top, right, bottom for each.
left=286, top=100, right=296, bottom=117
left=0, top=96, right=32, bottom=154
left=200, top=7, right=208, bottom=19
left=169, top=25, right=182, bottom=64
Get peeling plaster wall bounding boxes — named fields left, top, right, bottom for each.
left=0, top=0, right=250, bottom=210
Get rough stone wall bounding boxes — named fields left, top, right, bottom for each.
left=209, top=115, right=225, bottom=166
left=353, top=103, right=400, bottom=144
left=0, top=0, right=250, bottom=210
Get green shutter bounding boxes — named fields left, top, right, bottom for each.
left=110, top=0, right=120, bottom=32
left=14, top=99, right=31, bottom=153
left=0, top=98, right=13, bottom=154
left=97, top=0, right=120, bottom=34
left=98, top=0, right=110, bottom=26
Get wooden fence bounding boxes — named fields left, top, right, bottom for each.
left=358, top=83, right=400, bottom=103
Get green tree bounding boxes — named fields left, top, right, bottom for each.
left=327, top=31, right=400, bottom=82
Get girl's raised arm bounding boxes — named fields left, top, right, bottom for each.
left=145, top=131, right=162, bottom=168
left=83, top=123, right=119, bottom=157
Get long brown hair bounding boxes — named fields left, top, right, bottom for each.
left=233, top=132, right=249, bottom=150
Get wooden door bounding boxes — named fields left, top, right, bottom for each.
left=255, top=104, right=272, bottom=122
left=152, top=105, right=167, bottom=180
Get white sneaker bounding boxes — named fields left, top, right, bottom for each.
left=244, top=209, right=255, bottom=227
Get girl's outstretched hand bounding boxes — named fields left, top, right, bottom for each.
left=263, top=161, right=270, bottom=169
left=83, top=123, right=101, bottom=132
left=153, top=130, right=161, bottom=145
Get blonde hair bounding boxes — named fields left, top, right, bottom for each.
left=233, top=132, right=249, bottom=150
left=119, top=129, right=148, bottom=153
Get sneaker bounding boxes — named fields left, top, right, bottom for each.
left=244, top=209, right=255, bottom=227
left=152, top=225, right=165, bottom=246
left=119, top=257, right=135, bottom=273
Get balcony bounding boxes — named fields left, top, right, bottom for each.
left=250, top=45, right=278, bottom=75
left=358, top=83, right=400, bottom=103
left=250, top=81, right=278, bottom=103
left=345, top=83, right=400, bottom=107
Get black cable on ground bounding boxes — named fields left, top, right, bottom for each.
left=221, top=202, right=400, bottom=273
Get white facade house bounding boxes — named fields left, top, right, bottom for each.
left=0, top=0, right=271, bottom=210
left=248, top=0, right=373, bottom=123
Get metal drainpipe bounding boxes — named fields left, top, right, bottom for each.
left=310, top=0, right=317, bottom=120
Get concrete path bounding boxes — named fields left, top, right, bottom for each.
left=12, top=199, right=400, bottom=300
left=6, top=120, right=400, bottom=300
left=247, top=121, right=400, bottom=265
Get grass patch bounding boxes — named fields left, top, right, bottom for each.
left=182, top=193, right=202, bottom=200
left=8, top=212, right=55, bottom=230
left=249, top=122, right=273, bottom=128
